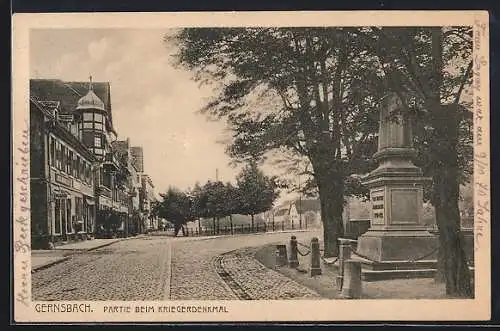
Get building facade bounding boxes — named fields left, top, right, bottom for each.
left=140, top=174, right=158, bottom=231
left=30, top=95, right=98, bottom=248
left=30, top=77, right=158, bottom=247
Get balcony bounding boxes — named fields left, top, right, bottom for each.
left=103, top=153, right=120, bottom=171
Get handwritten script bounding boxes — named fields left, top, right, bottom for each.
left=473, top=19, right=489, bottom=251
left=15, top=120, right=31, bottom=307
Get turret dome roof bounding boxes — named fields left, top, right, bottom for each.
left=76, top=76, right=105, bottom=111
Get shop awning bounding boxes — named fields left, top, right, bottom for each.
left=84, top=197, right=95, bottom=205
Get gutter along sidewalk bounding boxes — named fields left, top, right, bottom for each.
left=31, top=236, right=140, bottom=272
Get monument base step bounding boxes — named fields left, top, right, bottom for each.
left=352, top=257, right=437, bottom=281
left=360, top=259, right=437, bottom=271
left=361, top=267, right=436, bottom=281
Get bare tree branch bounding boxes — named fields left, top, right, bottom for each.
left=453, top=60, right=473, bottom=105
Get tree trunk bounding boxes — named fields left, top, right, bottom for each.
left=230, top=214, right=234, bottom=234
left=434, top=179, right=472, bottom=297
left=316, top=168, right=345, bottom=258
left=174, top=223, right=181, bottom=237
left=212, top=217, right=216, bottom=234
left=430, top=105, right=473, bottom=297
left=251, top=214, right=254, bottom=232
left=435, top=243, right=446, bottom=283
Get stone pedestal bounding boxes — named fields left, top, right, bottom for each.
left=355, top=93, right=438, bottom=281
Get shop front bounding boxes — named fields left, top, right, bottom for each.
left=49, top=172, right=96, bottom=245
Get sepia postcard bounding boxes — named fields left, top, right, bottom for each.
left=12, top=11, right=491, bottom=323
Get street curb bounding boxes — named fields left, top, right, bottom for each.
left=84, top=238, right=125, bottom=252
left=58, top=235, right=141, bottom=252
left=159, top=229, right=315, bottom=242
left=32, top=256, right=71, bottom=273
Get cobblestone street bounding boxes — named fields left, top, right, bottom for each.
left=32, top=236, right=172, bottom=301
left=32, top=231, right=322, bottom=301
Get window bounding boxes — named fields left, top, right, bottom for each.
left=94, top=135, right=102, bottom=148
left=68, top=151, right=74, bottom=176
left=86, top=163, right=91, bottom=185
left=66, top=148, right=71, bottom=174
left=83, top=112, right=93, bottom=121
left=82, top=131, right=94, bottom=148
left=94, top=113, right=103, bottom=123
left=83, top=122, right=94, bottom=129
left=61, top=145, right=66, bottom=171
left=94, top=123, right=103, bottom=130
left=55, top=142, right=61, bottom=169
left=103, top=170, right=111, bottom=188
left=74, top=154, right=79, bottom=178
left=79, top=158, right=84, bottom=181
left=50, top=137, right=55, bottom=166
left=75, top=156, right=80, bottom=179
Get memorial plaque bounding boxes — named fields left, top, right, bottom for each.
left=371, top=189, right=385, bottom=224
left=390, top=188, right=419, bottom=224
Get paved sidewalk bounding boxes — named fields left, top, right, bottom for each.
left=53, top=238, right=123, bottom=251
left=32, top=237, right=135, bottom=272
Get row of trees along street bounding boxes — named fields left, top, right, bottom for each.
left=152, top=161, right=279, bottom=237
left=165, top=27, right=474, bottom=297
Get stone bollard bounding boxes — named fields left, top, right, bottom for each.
left=275, top=244, right=288, bottom=267
left=310, top=237, right=322, bottom=276
left=341, top=260, right=362, bottom=299
left=289, top=236, right=299, bottom=268
left=336, top=238, right=353, bottom=290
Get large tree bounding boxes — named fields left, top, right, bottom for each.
left=235, top=161, right=279, bottom=230
left=198, top=180, right=229, bottom=234
left=224, top=181, right=242, bottom=233
left=168, top=28, right=380, bottom=257
left=156, top=187, right=196, bottom=236
left=367, top=27, right=474, bottom=297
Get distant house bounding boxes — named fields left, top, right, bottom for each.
left=272, top=206, right=291, bottom=227
left=271, top=199, right=322, bottom=229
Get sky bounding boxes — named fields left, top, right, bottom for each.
left=30, top=28, right=251, bottom=197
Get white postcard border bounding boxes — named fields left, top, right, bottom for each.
left=12, top=10, right=491, bottom=322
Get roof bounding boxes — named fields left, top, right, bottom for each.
left=294, top=199, right=321, bottom=214
left=274, top=208, right=289, bottom=216
left=30, top=79, right=115, bottom=131
left=111, top=140, right=130, bottom=166
left=30, top=98, right=97, bottom=162
left=77, top=89, right=105, bottom=111
left=111, top=140, right=129, bottom=152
